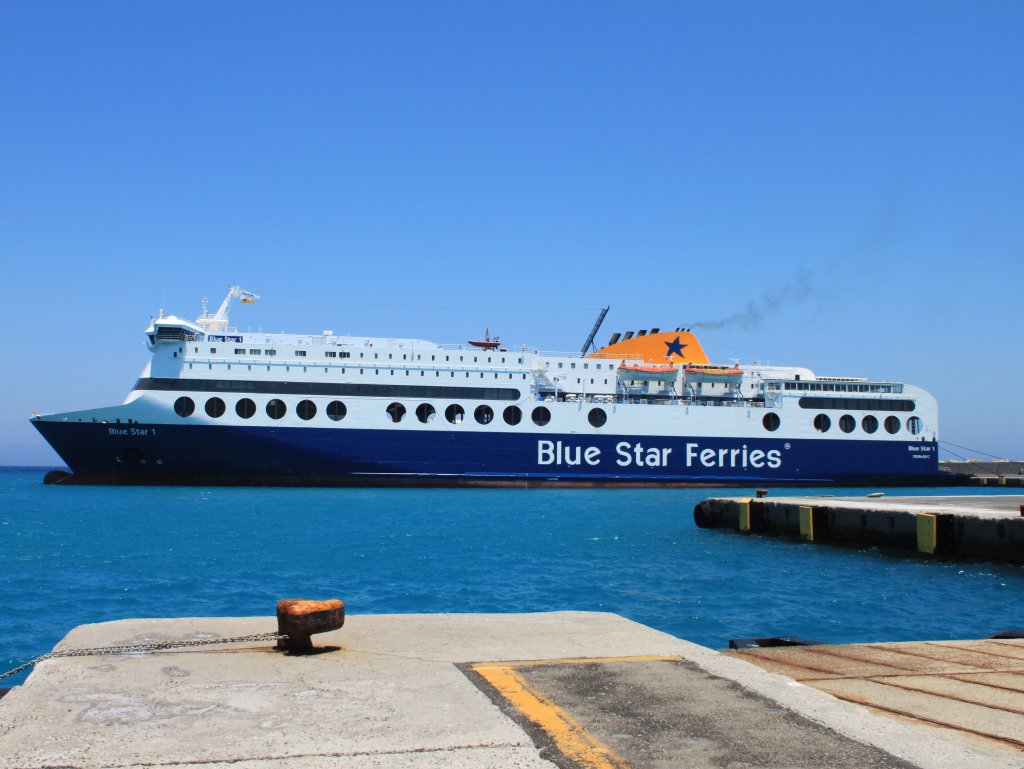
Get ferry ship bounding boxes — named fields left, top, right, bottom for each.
left=32, top=286, right=941, bottom=486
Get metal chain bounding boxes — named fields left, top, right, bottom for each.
left=1, top=632, right=286, bottom=682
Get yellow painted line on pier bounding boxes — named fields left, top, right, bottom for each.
left=472, top=654, right=679, bottom=670
left=470, top=656, right=675, bottom=769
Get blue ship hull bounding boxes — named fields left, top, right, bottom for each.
left=33, top=420, right=945, bottom=487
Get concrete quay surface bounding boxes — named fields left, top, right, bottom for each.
left=2, top=612, right=1021, bottom=769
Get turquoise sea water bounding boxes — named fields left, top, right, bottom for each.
left=2, top=466, right=1022, bottom=686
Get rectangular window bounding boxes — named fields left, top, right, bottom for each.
left=249, top=349, right=262, bottom=356
left=266, top=349, right=277, bottom=356
left=234, top=348, right=245, bottom=355
left=295, top=350, right=307, bottom=357
left=341, top=352, right=350, bottom=359
left=210, top=348, right=217, bottom=354
left=324, top=351, right=337, bottom=358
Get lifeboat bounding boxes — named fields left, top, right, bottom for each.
left=684, top=365, right=744, bottom=385
left=468, top=328, right=501, bottom=350
left=617, top=363, right=679, bottom=382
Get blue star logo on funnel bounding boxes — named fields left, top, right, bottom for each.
left=664, top=336, right=687, bottom=359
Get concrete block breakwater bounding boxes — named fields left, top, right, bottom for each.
left=694, top=495, right=1024, bottom=563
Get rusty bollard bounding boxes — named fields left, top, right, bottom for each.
left=276, top=598, right=345, bottom=654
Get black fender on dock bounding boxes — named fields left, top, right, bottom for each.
left=728, top=637, right=827, bottom=650
left=693, top=499, right=741, bottom=529
left=989, top=629, right=1024, bottom=639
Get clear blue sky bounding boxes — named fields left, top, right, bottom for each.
left=2, top=1, right=1021, bottom=465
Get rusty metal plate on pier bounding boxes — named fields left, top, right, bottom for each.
left=726, top=638, right=1024, bottom=751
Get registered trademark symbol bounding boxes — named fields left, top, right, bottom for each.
left=784, top=443, right=791, bottom=450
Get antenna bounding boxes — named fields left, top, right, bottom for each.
left=580, top=306, right=610, bottom=356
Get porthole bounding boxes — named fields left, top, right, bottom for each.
left=503, top=405, right=522, bottom=425
left=813, top=414, right=831, bottom=432
left=266, top=399, right=287, bottom=420
left=235, top=398, right=256, bottom=419
left=173, top=396, right=195, bottom=417
left=386, top=402, right=406, bottom=423
left=762, top=412, right=780, bottom=432
left=326, top=400, right=347, bottom=421
left=475, top=405, right=494, bottom=424
left=884, top=416, right=900, bottom=434
left=416, top=403, right=436, bottom=423
left=445, top=404, right=464, bottom=424
left=588, top=407, right=607, bottom=428
left=532, top=406, right=551, bottom=426
left=297, top=399, right=317, bottom=421
left=839, top=414, right=855, bottom=433
left=862, top=415, right=878, bottom=434
left=907, top=416, right=922, bottom=435
left=205, top=397, right=226, bottom=418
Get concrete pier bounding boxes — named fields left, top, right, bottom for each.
left=0, top=612, right=1020, bottom=769
left=695, top=494, right=1024, bottom=563
left=941, top=461, right=1024, bottom=486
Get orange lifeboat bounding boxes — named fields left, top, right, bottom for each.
left=684, top=365, right=744, bottom=384
left=617, top=363, right=678, bottom=382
